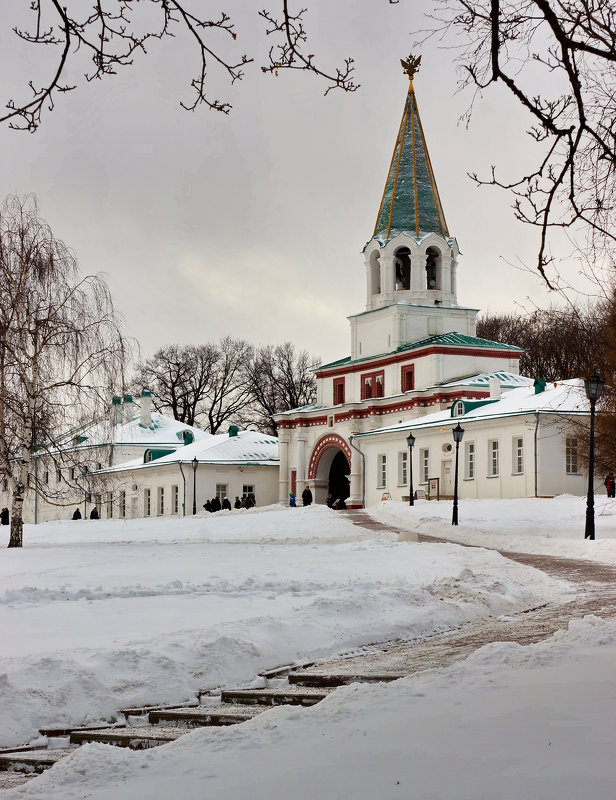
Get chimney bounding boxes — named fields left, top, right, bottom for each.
left=110, top=396, right=122, bottom=426
left=123, top=394, right=135, bottom=423
left=489, top=377, right=501, bottom=400
left=140, top=389, right=152, bottom=428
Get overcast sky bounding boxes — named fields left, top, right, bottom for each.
left=0, top=1, right=574, bottom=367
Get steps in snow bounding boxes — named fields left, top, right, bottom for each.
left=149, top=704, right=264, bottom=727
left=221, top=688, right=330, bottom=706
left=70, top=726, right=188, bottom=748
left=288, top=672, right=406, bottom=687
left=0, top=748, right=74, bottom=773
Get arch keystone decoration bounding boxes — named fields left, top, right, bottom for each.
left=307, top=433, right=352, bottom=480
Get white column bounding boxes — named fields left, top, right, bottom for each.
left=348, top=441, right=363, bottom=508
left=297, top=438, right=307, bottom=484
left=380, top=255, right=396, bottom=300
left=440, top=254, right=452, bottom=301
left=410, top=254, right=424, bottom=292
left=278, top=436, right=289, bottom=504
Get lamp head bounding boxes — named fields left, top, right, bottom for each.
left=406, top=432, right=416, bottom=449
left=584, top=371, right=604, bottom=402
left=191, top=456, right=199, bottom=471
left=452, top=422, right=465, bottom=444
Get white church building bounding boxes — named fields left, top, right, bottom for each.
left=274, top=64, right=591, bottom=507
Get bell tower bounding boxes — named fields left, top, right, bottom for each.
left=352, top=56, right=477, bottom=360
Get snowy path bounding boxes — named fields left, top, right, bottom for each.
left=299, top=510, right=616, bottom=679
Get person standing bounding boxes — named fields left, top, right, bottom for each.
left=221, top=497, right=232, bottom=511
left=211, top=496, right=221, bottom=512
left=72, top=508, right=82, bottom=520
left=234, top=496, right=241, bottom=509
left=289, top=492, right=296, bottom=507
left=301, top=485, right=313, bottom=506
left=605, top=472, right=616, bottom=498
left=0, top=507, right=8, bottom=526
left=89, top=507, right=99, bottom=520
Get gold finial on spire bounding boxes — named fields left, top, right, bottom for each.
left=400, top=54, right=421, bottom=81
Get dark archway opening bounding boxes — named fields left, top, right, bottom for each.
left=329, top=450, right=350, bottom=504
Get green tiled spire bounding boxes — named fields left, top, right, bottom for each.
left=374, top=60, right=449, bottom=242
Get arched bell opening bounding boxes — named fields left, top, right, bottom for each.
left=426, top=246, right=442, bottom=290
left=394, top=246, right=411, bottom=290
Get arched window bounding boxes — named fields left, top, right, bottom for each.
left=394, top=247, right=411, bottom=290
left=425, top=246, right=441, bottom=290
left=369, top=250, right=381, bottom=296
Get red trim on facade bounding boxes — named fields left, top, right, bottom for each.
left=333, top=377, right=345, bottom=405
left=361, top=369, right=385, bottom=400
left=307, top=433, right=352, bottom=480
left=315, top=346, right=520, bottom=379
left=276, top=389, right=493, bottom=429
left=401, top=364, right=415, bottom=392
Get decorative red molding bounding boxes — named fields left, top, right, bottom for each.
left=315, top=346, right=520, bottom=379
left=307, top=433, right=352, bottom=480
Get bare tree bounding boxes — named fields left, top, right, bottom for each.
left=422, top=2, right=616, bottom=285
left=243, top=342, right=318, bottom=435
left=134, top=337, right=253, bottom=433
left=477, top=302, right=603, bottom=380
left=2, top=2, right=360, bottom=132
left=0, top=195, right=130, bottom=547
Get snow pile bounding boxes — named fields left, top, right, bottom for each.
left=10, top=616, right=616, bottom=800
left=0, top=505, right=568, bottom=748
left=371, top=495, right=616, bottom=562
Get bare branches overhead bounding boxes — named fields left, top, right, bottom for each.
left=423, top=0, right=616, bottom=285
left=2, top=1, right=360, bottom=132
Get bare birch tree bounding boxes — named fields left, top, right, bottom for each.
left=0, top=195, right=130, bottom=547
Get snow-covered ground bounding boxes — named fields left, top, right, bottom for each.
left=1, top=497, right=615, bottom=798
left=371, top=494, right=616, bottom=562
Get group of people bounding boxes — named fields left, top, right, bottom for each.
left=203, top=493, right=256, bottom=513
left=71, top=507, right=99, bottom=520
left=289, top=486, right=313, bottom=507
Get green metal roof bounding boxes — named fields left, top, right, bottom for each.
left=317, top=333, right=523, bottom=372
left=373, top=78, right=448, bottom=243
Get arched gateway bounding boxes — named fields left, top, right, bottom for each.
left=307, top=434, right=352, bottom=506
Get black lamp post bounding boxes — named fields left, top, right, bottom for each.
left=452, top=422, right=464, bottom=526
left=406, top=432, right=415, bottom=506
left=192, top=456, right=198, bottom=515
left=584, top=371, right=604, bottom=540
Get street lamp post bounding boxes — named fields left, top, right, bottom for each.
left=452, top=422, right=464, bottom=526
left=406, top=432, right=415, bottom=506
left=584, top=371, right=604, bottom=540
left=192, top=457, right=198, bottom=515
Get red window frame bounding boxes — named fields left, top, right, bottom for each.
left=361, top=370, right=385, bottom=400
left=401, top=364, right=415, bottom=392
left=333, top=377, right=345, bottom=405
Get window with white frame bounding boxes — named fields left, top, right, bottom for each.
left=377, top=454, right=387, bottom=488
left=512, top=436, right=524, bottom=474
left=464, top=441, right=475, bottom=479
left=398, top=451, right=408, bottom=486
left=488, top=439, right=499, bottom=476
left=172, top=485, right=179, bottom=514
left=157, top=487, right=164, bottom=515
left=144, top=488, right=151, bottom=516
left=216, top=483, right=228, bottom=501
left=566, top=437, right=579, bottom=474
left=106, top=492, right=113, bottom=518
left=119, top=490, right=126, bottom=518
left=420, top=448, right=429, bottom=483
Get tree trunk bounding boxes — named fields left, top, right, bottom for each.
left=8, top=489, right=23, bottom=548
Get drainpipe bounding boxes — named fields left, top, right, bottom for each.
left=348, top=435, right=365, bottom=509
left=178, top=462, right=187, bottom=517
left=534, top=411, right=540, bottom=498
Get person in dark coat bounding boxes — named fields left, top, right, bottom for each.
left=221, top=497, right=232, bottom=511
left=0, top=507, right=9, bottom=526
left=211, top=496, right=222, bottom=512
left=203, top=500, right=212, bottom=513
left=605, top=472, right=615, bottom=498
left=89, top=507, right=99, bottom=520
left=326, top=494, right=334, bottom=508
left=72, top=508, right=82, bottom=520
left=301, top=486, right=313, bottom=506
left=234, top=496, right=241, bottom=509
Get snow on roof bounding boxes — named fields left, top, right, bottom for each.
left=437, top=371, right=534, bottom=389
left=358, top=379, right=589, bottom=438
left=58, top=412, right=212, bottom=450
left=107, top=430, right=279, bottom=472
